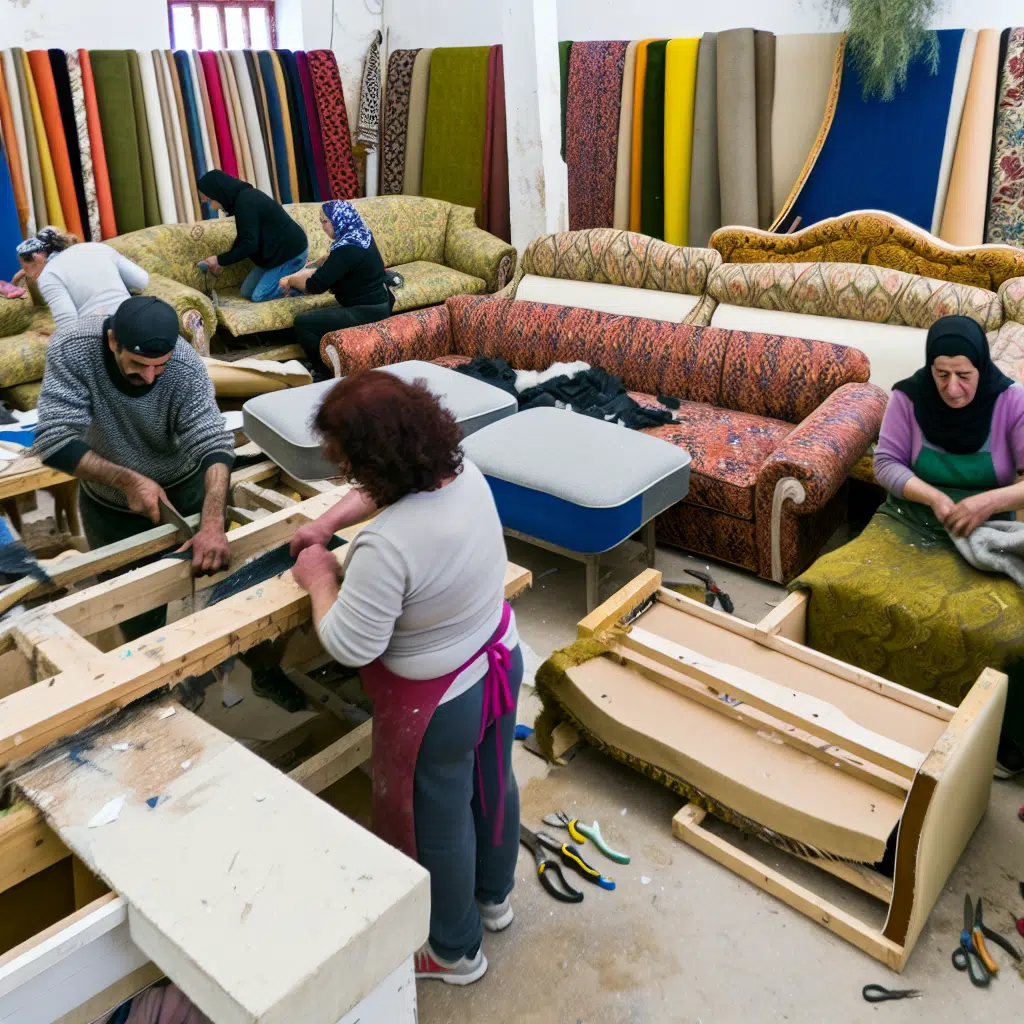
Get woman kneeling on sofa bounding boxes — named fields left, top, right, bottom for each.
left=280, top=200, right=394, bottom=379
left=195, top=170, right=308, bottom=302
left=289, top=370, right=522, bottom=985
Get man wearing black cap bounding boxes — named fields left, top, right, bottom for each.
left=33, top=296, right=235, bottom=639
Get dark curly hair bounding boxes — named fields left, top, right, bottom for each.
left=313, top=370, right=463, bottom=505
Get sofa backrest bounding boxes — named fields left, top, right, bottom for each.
left=1000, top=276, right=1024, bottom=325
left=709, top=210, right=1024, bottom=291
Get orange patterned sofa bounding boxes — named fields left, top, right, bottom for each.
left=321, top=296, right=887, bottom=583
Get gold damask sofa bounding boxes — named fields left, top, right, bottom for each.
left=0, top=296, right=54, bottom=411
left=108, top=196, right=517, bottom=344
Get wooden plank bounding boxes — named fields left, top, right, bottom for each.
left=10, top=617, right=101, bottom=680
left=0, top=460, right=73, bottom=503
left=286, top=670, right=366, bottom=727
left=672, top=804, right=904, bottom=970
left=0, top=649, right=34, bottom=699
left=279, top=472, right=339, bottom=498
left=228, top=460, right=280, bottom=488
left=804, top=854, right=893, bottom=904
left=234, top=481, right=297, bottom=514
left=288, top=721, right=373, bottom=793
left=757, top=592, right=808, bottom=643
left=617, top=627, right=925, bottom=779
left=0, top=805, right=68, bottom=897
left=504, top=561, right=532, bottom=601
left=53, top=962, right=164, bottom=1024
left=578, top=568, right=661, bottom=638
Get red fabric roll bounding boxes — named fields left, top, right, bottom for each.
left=78, top=50, right=116, bottom=238
left=484, top=45, right=510, bottom=242
left=306, top=50, right=359, bottom=199
left=199, top=50, right=238, bottom=177
left=297, top=51, right=331, bottom=202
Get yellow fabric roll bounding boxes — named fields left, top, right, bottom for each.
left=269, top=51, right=299, bottom=204
left=629, top=40, right=654, bottom=232
left=21, top=50, right=63, bottom=230
left=663, top=38, right=700, bottom=246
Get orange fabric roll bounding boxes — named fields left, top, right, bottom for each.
left=0, top=54, right=29, bottom=235
left=78, top=50, right=116, bottom=238
left=629, top=40, right=654, bottom=232
left=27, top=50, right=83, bottom=238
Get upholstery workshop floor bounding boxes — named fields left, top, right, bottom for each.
left=416, top=537, right=1024, bottom=1024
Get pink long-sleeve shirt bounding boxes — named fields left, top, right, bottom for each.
left=873, top=386, right=1024, bottom=497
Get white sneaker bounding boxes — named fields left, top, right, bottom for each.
left=478, top=896, right=514, bottom=933
left=414, top=943, right=488, bottom=985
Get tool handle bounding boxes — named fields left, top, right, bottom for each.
left=575, top=821, right=631, bottom=865
left=972, top=928, right=998, bottom=974
left=538, top=861, right=584, bottom=903
left=566, top=818, right=588, bottom=844
left=560, top=844, right=616, bottom=890
left=952, top=943, right=990, bottom=988
left=982, top=923, right=1022, bottom=961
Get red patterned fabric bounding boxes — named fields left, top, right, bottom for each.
left=565, top=41, right=629, bottom=230
left=319, top=304, right=453, bottom=372
left=307, top=49, right=360, bottom=199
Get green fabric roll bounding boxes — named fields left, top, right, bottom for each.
left=89, top=50, right=145, bottom=233
left=559, top=41, right=572, bottom=161
left=641, top=39, right=668, bottom=239
left=421, top=47, right=491, bottom=217
left=126, top=51, right=161, bottom=227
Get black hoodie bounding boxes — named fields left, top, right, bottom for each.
left=198, top=171, right=308, bottom=270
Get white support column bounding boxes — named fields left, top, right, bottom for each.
left=500, top=0, right=568, bottom=253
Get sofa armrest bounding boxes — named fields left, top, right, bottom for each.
left=443, top=205, right=517, bottom=293
left=320, top=305, right=455, bottom=378
left=143, top=273, right=217, bottom=348
left=755, top=383, right=888, bottom=581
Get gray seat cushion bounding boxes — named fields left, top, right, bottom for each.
left=243, top=360, right=518, bottom=480
left=462, top=407, right=691, bottom=553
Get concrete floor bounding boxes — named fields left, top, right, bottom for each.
left=418, top=537, right=1024, bottom=1024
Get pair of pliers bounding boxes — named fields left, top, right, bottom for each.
left=520, top=823, right=583, bottom=903
left=953, top=895, right=1022, bottom=986
left=543, top=811, right=631, bottom=864
left=535, top=827, right=616, bottom=891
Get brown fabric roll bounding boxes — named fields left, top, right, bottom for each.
left=754, top=31, right=775, bottom=229
left=716, top=28, right=758, bottom=228
left=689, top=33, right=721, bottom=246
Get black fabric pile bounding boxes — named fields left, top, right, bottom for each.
left=457, top=357, right=676, bottom=430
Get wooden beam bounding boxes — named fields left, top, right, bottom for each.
left=757, top=591, right=808, bottom=644
left=0, top=804, right=68, bottom=897
left=233, top=481, right=297, bottom=514
left=288, top=721, right=372, bottom=793
left=578, top=568, right=661, bottom=639
left=286, top=670, right=366, bottom=727
left=10, top=617, right=101, bottom=680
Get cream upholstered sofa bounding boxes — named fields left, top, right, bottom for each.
left=501, top=229, right=721, bottom=325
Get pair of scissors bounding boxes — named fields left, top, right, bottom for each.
left=953, top=895, right=1023, bottom=986
left=520, top=823, right=583, bottom=903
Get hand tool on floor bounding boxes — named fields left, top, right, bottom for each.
left=684, top=568, right=734, bottom=614
left=861, top=984, right=920, bottom=1002
left=519, top=823, right=583, bottom=903
left=536, top=828, right=616, bottom=891
left=951, top=894, right=1020, bottom=986
left=972, top=897, right=1021, bottom=970
left=543, top=811, right=631, bottom=864
left=159, top=498, right=196, bottom=605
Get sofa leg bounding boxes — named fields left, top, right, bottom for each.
left=641, top=520, right=657, bottom=568
left=585, top=554, right=600, bottom=613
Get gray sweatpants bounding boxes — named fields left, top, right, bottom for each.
left=414, top=643, right=524, bottom=962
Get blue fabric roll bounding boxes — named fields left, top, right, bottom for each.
left=278, top=49, right=319, bottom=202
left=784, top=29, right=966, bottom=231
left=0, top=140, right=22, bottom=280
left=258, top=51, right=293, bottom=204
left=173, top=51, right=209, bottom=216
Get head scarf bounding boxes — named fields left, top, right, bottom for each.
left=322, top=200, right=372, bottom=252
left=197, top=170, right=252, bottom=216
left=16, top=226, right=73, bottom=259
left=892, top=315, right=1015, bottom=455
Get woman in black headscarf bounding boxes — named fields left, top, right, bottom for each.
left=196, top=170, right=308, bottom=302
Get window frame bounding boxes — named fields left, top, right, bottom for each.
left=167, top=0, right=277, bottom=51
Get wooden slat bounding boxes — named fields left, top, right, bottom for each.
left=578, top=568, right=661, bottom=639
left=288, top=721, right=372, bottom=793
left=10, top=617, right=101, bottom=680
left=0, top=804, right=68, bottom=897
left=234, top=481, right=297, bottom=514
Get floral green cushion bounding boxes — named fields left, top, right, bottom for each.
left=1, top=380, right=42, bottom=410
left=392, top=261, right=486, bottom=311
left=0, top=331, right=48, bottom=389
left=0, top=297, right=32, bottom=338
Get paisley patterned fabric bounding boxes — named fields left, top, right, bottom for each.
left=707, top=262, right=1004, bottom=333
left=356, top=32, right=382, bottom=149
left=987, top=29, right=1024, bottom=247
left=711, top=210, right=1024, bottom=291
left=381, top=48, right=419, bottom=195
left=307, top=49, right=359, bottom=200
left=65, top=51, right=100, bottom=243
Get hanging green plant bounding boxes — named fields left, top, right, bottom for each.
left=827, top=0, right=947, bottom=101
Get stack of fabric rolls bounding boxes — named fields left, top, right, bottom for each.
left=0, top=47, right=360, bottom=273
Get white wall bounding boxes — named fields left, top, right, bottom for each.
left=383, top=0, right=500, bottom=52
left=0, top=0, right=169, bottom=50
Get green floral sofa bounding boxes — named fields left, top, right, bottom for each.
left=0, top=296, right=54, bottom=411
left=108, top=196, right=517, bottom=343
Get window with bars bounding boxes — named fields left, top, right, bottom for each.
left=168, top=1, right=276, bottom=50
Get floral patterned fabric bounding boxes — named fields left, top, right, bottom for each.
left=307, top=49, right=360, bottom=200
left=711, top=210, right=1024, bottom=291
left=990, top=320, right=1024, bottom=381
left=708, top=262, right=1004, bottom=333
left=1, top=380, right=42, bottom=410
left=0, top=298, right=32, bottom=339
left=442, top=204, right=516, bottom=293
left=999, top=275, right=1024, bottom=322
left=320, top=303, right=453, bottom=370
left=381, top=49, right=420, bottom=196
left=0, top=301, right=53, bottom=389
left=987, top=29, right=1024, bottom=247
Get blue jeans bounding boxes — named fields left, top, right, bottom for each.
left=414, top=643, right=524, bottom=962
left=240, top=249, right=308, bottom=302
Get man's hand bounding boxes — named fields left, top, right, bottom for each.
left=290, top=520, right=335, bottom=557
left=179, top=523, right=232, bottom=576
left=123, top=474, right=169, bottom=524
left=292, top=544, right=341, bottom=592
left=944, top=493, right=995, bottom=539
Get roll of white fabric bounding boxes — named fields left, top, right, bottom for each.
left=2, top=50, right=36, bottom=234
left=138, top=51, right=178, bottom=224
left=229, top=50, right=273, bottom=197
left=159, top=51, right=196, bottom=222
left=187, top=50, right=216, bottom=177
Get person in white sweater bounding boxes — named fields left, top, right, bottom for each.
left=290, top=369, right=523, bottom=988
left=15, top=227, right=149, bottom=331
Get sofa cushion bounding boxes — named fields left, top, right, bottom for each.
left=391, top=261, right=487, bottom=311
left=515, top=274, right=701, bottom=322
left=999, top=276, right=1024, bottom=324
left=711, top=303, right=925, bottom=391
left=0, top=297, right=32, bottom=338
left=638, top=397, right=793, bottom=519
left=215, top=288, right=336, bottom=336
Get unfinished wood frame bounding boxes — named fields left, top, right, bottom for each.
left=557, top=569, right=1005, bottom=971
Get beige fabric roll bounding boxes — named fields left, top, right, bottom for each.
left=402, top=48, right=433, bottom=195
left=939, top=29, right=1000, bottom=245
left=770, top=33, right=844, bottom=221
left=612, top=41, right=639, bottom=230
left=931, top=30, right=978, bottom=235
left=716, top=28, right=759, bottom=228
left=689, top=33, right=721, bottom=248
left=754, top=31, right=775, bottom=229
left=231, top=50, right=273, bottom=197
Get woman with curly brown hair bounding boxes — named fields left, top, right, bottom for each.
left=290, top=369, right=523, bottom=986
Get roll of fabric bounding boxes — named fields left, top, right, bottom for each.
left=486, top=45, right=510, bottom=243
left=2, top=52, right=35, bottom=234
left=12, top=50, right=47, bottom=230
left=126, top=50, right=161, bottom=227
left=356, top=32, right=382, bottom=150
left=64, top=52, right=99, bottom=240
left=269, top=51, right=300, bottom=202
left=0, top=138, right=21, bottom=277
left=0, top=55, right=29, bottom=235
left=754, top=30, right=775, bottom=229
left=307, top=49, right=359, bottom=200
left=257, top=51, right=292, bottom=202
left=481, top=46, right=496, bottom=232
left=175, top=50, right=209, bottom=208
left=154, top=51, right=185, bottom=221
left=716, top=29, right=759, bottom=228
left=987, top=29, right=1024, bottom=245
left=166, top=50, right=201, bottom=221
left=22, top=51, right=65, bottom=230
left=770, top=33, right=844, bottom=221
left=27, top=51, right=81, bottom=236
left=629, top=39, right=654, bottom=232
left=246, top=50, right=279, bottom=200
left=779, top=29, right=969, bottom=233
left=940, top=29, right=1001, bottom=245
left=612, top=41, right=638, bottom=231
left=559, top=40, right=572, bottom=161
left=565, top=41, right=628, bottom=232
left=233, top=50, right=274, bottom=197
left=79, top=50, right=116, bottom=237
left=277, top=50, right=314, bottom=200
left=190, top=50, right=218, bottom=177
left=640, top=39, right=668, bottom=239
left=48, top=50, right=89, bottom=238
left=688, top=33, right=721, bottom=247
left=296, top=51, right=330, bottom=201
left=198, top=51, right=236, bottom=178
left=223, top=51, right=255, bottom=185
left=381, top=48, right=420, bottom=195
left=932, top=30, right=977, bottom=234
left=421, top=46, right=490, bottom=214
left=403, top=48, right=432, bottom=196
left=663, top=38, right=700, bottom=246
left=137, top=50, right=176, bottom=225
